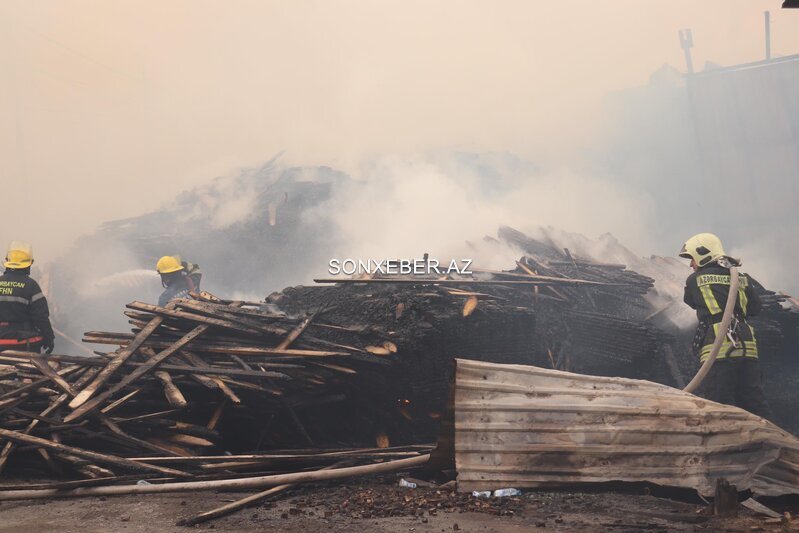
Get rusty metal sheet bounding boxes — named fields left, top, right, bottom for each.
left=454, top=358, right=799, bottom=496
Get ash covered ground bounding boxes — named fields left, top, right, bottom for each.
left=0, top=476, right=793, bottom=532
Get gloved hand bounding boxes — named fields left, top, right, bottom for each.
left=42, top=340, right=54, bottom=355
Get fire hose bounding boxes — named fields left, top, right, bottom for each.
left=682, top=265, right=739, bottom=394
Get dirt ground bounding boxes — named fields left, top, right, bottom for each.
left=0, top=477, right=795, bottom=533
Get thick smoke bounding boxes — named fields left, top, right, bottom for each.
left=5, top=1, right=796, bottom=348
left=312, top=153, right=655, bottom=271
left=45, top=151, right=685, bottom=344
left=3, top=1, right=798, bottom=269
left=595, top=61, right=799, bottom=295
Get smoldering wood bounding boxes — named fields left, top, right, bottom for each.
left=313, top=278, right=616, bottom=286
left=0, top=227, right=796, bottom=527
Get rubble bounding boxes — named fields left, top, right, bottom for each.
left=319, top=480, right=525, bottom=518
left=0, top=227, right=796, bottom=527
left=1, top=228, right=797, bottom=466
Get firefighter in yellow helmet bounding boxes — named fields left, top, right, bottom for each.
left=156, top=255, right=202, bottom=307
left=0, top=242, right=55, bottom=355
left=679, top=233, right=772, bottom=419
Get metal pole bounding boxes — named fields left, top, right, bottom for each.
left=765, top=11, right=771, bottom=60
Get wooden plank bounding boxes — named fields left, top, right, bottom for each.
left=126, top=301, right=263, bottom=336
left=180, top=351, right=241, bottom=404
left=100, top=417, right=184, bottom=457
left=1, top=351, right=294, bottom=378
left=0, top=353, right=109, bottom=366
left=51, top=431, right=114, bottom=480
left=64, top=324, right=209, bottom=423
left=181, top=461, right=348, bottom=526
left=139, top=347, right=187, bottom=409
left=0, top=367, right=99, bottom=474
left=174, top=299, right=287, bottom=335
left=155, top=371, right=188, bottom=408
left=0, top=454, right=430, bottom=500
left=206, top=398, right=227, bottom=430
left=309, top=361, right=357, bottom=374
left=30, top=357, right=76, bottom=396
left=313, top=278, right=614, bottom=286
left=128, top=450, right=428, bottom=463
left=99, top=389, right=141, bottom=414
left=81, top=337, right=348, bottom=357
left=69, top=307, right=171, bottom=409
left=165, top=434, right=214, bottom=447
left=0, top=365, right=82, bottom=401
left=516, top=259, right=569, bottom=301
left=113, top=409, right=183, bottom=424
left=0, top=428, right=191, bottom=477
left=276, top=312, right=317, bottom=350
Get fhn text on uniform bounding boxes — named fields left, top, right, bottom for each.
left=328, top=258, right=473, bottom=276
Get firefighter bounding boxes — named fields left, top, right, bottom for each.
left=679, top=232, right=772, bottom=419
left=0, top=242, right=55, bottom=355
left=156, top=255, right=202, bottom=307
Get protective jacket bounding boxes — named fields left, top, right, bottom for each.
left=158, top=277, right=191, bottom=307
left=0, top=270, right=55, bottom=347
left=683, top=264, right=760, bottom=362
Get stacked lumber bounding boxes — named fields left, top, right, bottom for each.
left=0, top=291, right=435, bottom=522
left=0, top=279, right=540, bottom=479
left=0, top=258, right=631, bottom=481
left=0, top=236, right=795, bottom=485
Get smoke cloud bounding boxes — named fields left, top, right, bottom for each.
left=2, top=1, right=798, bottom=262
left=1, top=1, right=797, bottom=341
left=313, top=153, right=655, bottom=271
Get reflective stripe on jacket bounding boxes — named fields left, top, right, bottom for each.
left=683, top=264, right=761, bottom=361
left=0, top=271, right=54, bottom=344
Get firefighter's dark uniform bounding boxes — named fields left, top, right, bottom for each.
left=683, top=264, right=772, bottom=419
left=0, top=269, right=55, bottom=353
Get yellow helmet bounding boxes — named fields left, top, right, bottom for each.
left=679, top=233, right=725, bottom=267
left=156, top=255, right=184, bottom=274
left=4, top=241, right=33, bottom=269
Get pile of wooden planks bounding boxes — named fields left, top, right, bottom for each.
left=1, top=242, right=795, bottom=486
left=0, top=291, right=437, bottom=522
left=0, top=255, right=657, bottom=482
left=0, top=293, right=413, bottom=476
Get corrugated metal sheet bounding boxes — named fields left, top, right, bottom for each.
left=454, top=358, right=799, bottom=496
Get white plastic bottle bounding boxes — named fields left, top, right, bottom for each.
left=493, top=488, right=521, bottom=497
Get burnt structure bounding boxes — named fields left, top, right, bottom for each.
left=0, top=226, right=796, bottom=483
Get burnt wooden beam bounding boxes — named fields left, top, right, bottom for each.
left=64, top=324, right=210, bottom=423
left=139, top=347, right=187, bottom=409
left=0, top=428, right=191, bottom=477
left=0, top=367, right=99, bottom=474
left=0, top=352, right=291, bottom=380
left=69, top=304, right=174, bottom=409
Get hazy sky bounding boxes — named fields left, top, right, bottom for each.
left=1, top=1, right=798, bottom=264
